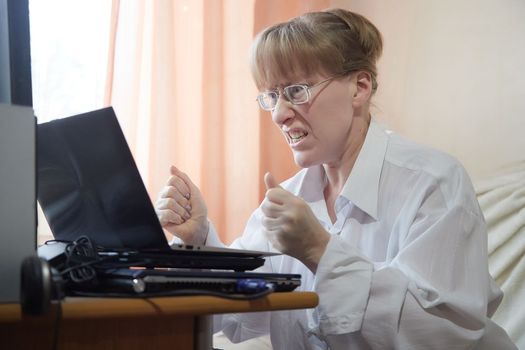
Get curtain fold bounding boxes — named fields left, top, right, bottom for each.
left=106, top=0, right=329, bottom=243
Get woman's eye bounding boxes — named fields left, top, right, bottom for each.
left=287, top=86, right=306, bottom=99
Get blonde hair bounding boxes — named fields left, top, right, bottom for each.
left=250, top=9, right=383, bottom=92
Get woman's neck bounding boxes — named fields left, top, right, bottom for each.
left=323, top=114, right=370, bottom=192
left=323, top=114, right=370, bottom=222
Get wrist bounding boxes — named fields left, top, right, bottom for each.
left=302, top=229, right=330, bottom=273
left=187, top=217, right=209, bottom=245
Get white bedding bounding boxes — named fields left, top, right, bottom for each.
left=475, top=160, right=525, bottom=349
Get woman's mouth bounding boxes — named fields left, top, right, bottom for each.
left=287, top=129, right=308, bottom=145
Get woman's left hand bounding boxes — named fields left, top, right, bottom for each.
left=261, top=172, right=331, bottom=273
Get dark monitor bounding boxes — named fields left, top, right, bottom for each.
left=0, top=103, right=36, bottom=302
left=0, top=0, right=32, bottom=106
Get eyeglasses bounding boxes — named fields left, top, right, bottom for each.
left=256, top=75, right=342, bottom=111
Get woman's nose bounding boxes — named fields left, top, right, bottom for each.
left=271, top=94, right=295, bottom=126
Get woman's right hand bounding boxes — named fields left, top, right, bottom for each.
left=155, top=165, right=209, bottom=245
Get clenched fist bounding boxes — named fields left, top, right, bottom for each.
left=261, top=172, right=330, bottom=272
left=155, top=165, right=208, bottom=245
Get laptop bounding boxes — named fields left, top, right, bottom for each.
left=71, top=268, right=301, bottom=297
left=36, top=107, right=277, bottom=272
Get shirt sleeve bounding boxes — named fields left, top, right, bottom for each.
left=203, top=220, right=225, bottom=248
left=212, top=209, right=274, bottom=342
left=167, top=220, right=225, bottom=247
left=314, top=189, right=515, bottom=349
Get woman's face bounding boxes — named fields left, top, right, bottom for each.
left=269, top=73, right=357, bottom=168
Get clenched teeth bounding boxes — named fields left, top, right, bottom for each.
left=288, top=130, right=308, bottom=143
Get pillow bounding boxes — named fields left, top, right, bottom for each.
left=475, top=160, right=525, bottom=349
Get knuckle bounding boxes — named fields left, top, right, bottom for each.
left=166, top=198, right=177, bottom=210
left=281, top=223, right=292, bottom=233
left=157, top=212, right=169, bottom=225
left=167, top=186, right=178, bottom=197
left=281, top=211, right=293, bottom=222
left=168, top=175, right=180, bottom=186
left=159, top=187, right=169, bottom=198
left=171, top=213, right=183, bottom=225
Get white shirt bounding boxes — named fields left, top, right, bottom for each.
left=206, top=120, right=516, bottom=349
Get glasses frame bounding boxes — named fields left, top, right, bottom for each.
left=256, top=74, right=345, bottom=111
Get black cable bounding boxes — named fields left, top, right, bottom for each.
left=59, top=257, right=148, bottom=277
left=53, top=236, right=148, bottom=283
left=48, top=236, right=277, bottom=301
left=51, top=301, right=62, bottom=350
left=70, top=285, right=276, bottom=300
left=62, top=236, right=99, bottom=283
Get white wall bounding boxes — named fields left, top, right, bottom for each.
left=332, top=0, right=525, bottom=181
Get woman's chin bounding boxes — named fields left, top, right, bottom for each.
left=293, top=152, right=319, bottom=168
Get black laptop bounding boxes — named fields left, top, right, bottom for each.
left=36, top=107, right=277, bottom=272
left=73, top=268, right=301, bottom=296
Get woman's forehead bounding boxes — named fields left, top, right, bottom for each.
left=258, top=64, right=305, bottom=87
left=265, top=75, right=306, bottom=89
left=260, top=68, right=327, bottom=90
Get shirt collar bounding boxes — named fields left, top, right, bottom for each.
left=294, top=119, right=388, bottom=221
left=340, top=119, right=388, bottom=220
left=296, top=165, right=327, bottom=203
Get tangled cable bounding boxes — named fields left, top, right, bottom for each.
left=60, top=236, right=100, bottom=283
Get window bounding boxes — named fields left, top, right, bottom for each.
left=29, top=0, right=111, bottom=122
left=29, top=0, right=112, bottom=242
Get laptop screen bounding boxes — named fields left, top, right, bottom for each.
left=37, top=107, right=170, bottom=250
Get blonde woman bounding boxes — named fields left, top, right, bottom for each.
left=156, top=8, right=516, bottom=350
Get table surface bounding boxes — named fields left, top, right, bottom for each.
left=0, top=291, right=319, bottom=322
left=0, top=292, right=318, bottom=350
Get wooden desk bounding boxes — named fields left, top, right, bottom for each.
left=0, top=292, right=318, bottom=350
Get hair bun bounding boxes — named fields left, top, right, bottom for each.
left=326, top=8, right=383, bottom=63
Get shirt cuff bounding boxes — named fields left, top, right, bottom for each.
left=360, top=267, right=409, bottom=348
left=314, top=234, right=373, bottom=336
left=204, top=220, right=225, bottom=247
left=167, top=220, right=224, bottom=247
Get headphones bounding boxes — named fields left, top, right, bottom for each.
left=20, top=256, right=65, bottom=315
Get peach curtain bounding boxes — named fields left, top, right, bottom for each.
left=105, top=0, right=329, bottom=244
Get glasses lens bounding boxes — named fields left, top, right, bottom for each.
left=284, top=85, right=308, bottom=104
left=257, top=92, right=278, bottom=110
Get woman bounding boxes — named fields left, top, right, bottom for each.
left=155, top=8, right=516, bottom=350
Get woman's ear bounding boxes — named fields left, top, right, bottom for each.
left=351, top=71, right=373, bottom=108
